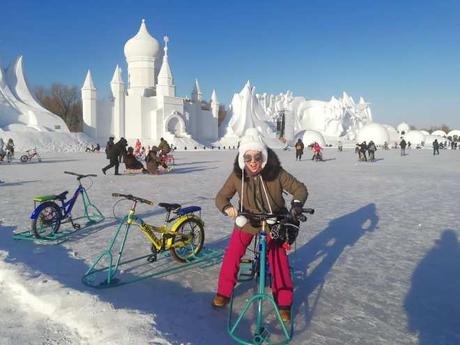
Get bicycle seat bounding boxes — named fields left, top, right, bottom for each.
left=33, top=191, right=68, bottom=202
left=158, top=202, right=181, bottom=212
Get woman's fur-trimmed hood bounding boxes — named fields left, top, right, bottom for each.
left=233, top=147, right=281, bottom=181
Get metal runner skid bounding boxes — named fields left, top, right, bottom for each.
left=82, top=247, right=223, bottom=288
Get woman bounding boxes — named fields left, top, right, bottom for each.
left=124, top=147, right=147, bottom=173
left=213, top=128, right=308, bottom=322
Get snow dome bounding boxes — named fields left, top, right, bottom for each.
left=294, top=130, right=326, bottom=147
left=382, top=124, right=400, bottom=143
left=404, top=130, right=426, bottom=145
left=447, top=129, right=460, bottom=138
left=420, top=130, right=430, bottom=136
left=356, top=123, right=390, bottom=146
left=124, top=19, right=160, bottom=61
left=397, top=122, right=411, bottom=134
left=431, top=130, right=447, bottom=137
left=424, top=135, right=446, bottom=146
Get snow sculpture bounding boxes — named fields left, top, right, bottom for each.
left=294, top=129, right=326, bottom=147
left=397, top=122, right=411, bottom=135
left=0, top=56, right=69, bottom=132
left=431, top=130, right=447, bottom=137
left=382, top=124, right=400, bottom=144
left=424, top=135, right=447, bottom=146
left=357, top=123, right=390, bottom=145
left=447, top=129, right=460, bottom=138
left=404, top=130, right=426, bottom=146
left=219, top=81, right=276, bottom=139
left=257, top=91, right=372, bottom=139
left=82, top=20, right=218, bottom=145
left=420, top=130, right=430, bottom=136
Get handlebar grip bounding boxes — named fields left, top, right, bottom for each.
left=303, top=208, right=315, bottom=214
left=142, top=199, right=154, bottom=205
left=87, top=174, right=97, bottom=177
left=112, top=193, right=122, bottom=197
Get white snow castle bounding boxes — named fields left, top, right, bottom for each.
left=82, top=20, right=219, bottom=144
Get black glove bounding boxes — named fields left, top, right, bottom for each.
left=290, top=200, right=303, bottom=216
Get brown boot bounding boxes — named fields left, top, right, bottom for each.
left=279, top=308, right=291, bottom=322
left=211, top=294, right=230, bottom=308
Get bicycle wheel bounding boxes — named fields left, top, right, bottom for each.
left=20, top=155, right=28, bottom=163
left=31, top=202, right=62, bottom=239
left=170, top=218, right=205, bottom=263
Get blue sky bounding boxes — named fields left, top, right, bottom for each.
left=1, top=0, right=459, bottom=128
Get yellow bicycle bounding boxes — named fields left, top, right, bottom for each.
left=83, top=193, right=206, bottom=287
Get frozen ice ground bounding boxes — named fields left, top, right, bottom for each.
left=0, top=148, right=459, bottom=345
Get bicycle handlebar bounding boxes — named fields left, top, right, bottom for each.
left=239, top=207, right=314, bottom=223
left=64, top=171, right=97, bottom=179
left=112, top=193, right=154, bottom=205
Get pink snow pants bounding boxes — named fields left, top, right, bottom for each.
left=217, top=228, right=293, bottom=308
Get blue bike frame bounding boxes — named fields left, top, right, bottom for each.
left=228, top=219, right=293, bottom=345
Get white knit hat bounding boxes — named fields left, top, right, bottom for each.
left=238, top=128, right=268, bottom=169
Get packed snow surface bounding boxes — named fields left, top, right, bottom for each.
left=0, top=148, right=459, bottom=345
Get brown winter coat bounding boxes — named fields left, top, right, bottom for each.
left=215, top=148, right=308, bottom=234
left=146, top=150, right=161, bottom=174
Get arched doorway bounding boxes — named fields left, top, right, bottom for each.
left=165, top=111, right=186, bottom=137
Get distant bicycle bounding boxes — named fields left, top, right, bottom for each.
left=20, top=148, right=42, bottom=163
left=30, top=171, right=103, bottom=239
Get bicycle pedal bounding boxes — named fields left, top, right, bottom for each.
left=73, top=224, right=81, bottom=230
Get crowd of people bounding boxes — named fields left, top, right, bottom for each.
left=102, top=137, right=172, bottom=176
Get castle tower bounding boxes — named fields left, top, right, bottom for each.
left=211, top=89, right=219, bottom=118
left=81, top=70, right=97, bottom=138
left=191, top=79, right=202, bottom=102
left=110, top=65, right=125, bottom=138
left=156, top=36, right=176, bottom=98
left=124, top=19, right=160, bottom=96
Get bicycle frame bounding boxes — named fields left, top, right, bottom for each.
left=228, top=219, right=293, bottom=345
left=84, top=200, right=202, bottom=286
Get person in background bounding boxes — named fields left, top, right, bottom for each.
left=400, top=138, right=407, bottom=156
left=337, top=141, right=343, bottom=152
left=145, top=146, right=162, bottom=174
left=367, top=141, right=377, bottom=162
left=124, top=147, right=147, bottom=173
left=105, top=137, right=115, bottom=159
left=102, top=137, right=127, bottom=175
left=295, top=138, right=304, bottom=161
left=359, top=141, right=367, bottom=161
left=433, top=139, right=440, bottom=155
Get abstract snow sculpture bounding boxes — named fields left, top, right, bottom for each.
left=431, top=130, right=447, bottom=137
left=0, top=56, right=69, bottom=132
left=397, top=122, right=411, bottom=135
left=219, top=81, right=276, bottom=139
left=258, top=91, right=373, bottom=139
left=357, top=123, right=390, bottom=146
left=404, top=130, right=426, bottom=146
left=294, top=129, right=326, bottom=147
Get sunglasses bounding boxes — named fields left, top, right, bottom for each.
left=243, top=153, right=263, bottom=163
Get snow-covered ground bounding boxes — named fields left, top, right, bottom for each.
left=0, top=147, right=459, bottom=345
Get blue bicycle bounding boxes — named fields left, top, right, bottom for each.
left=30, top=171, right=104, bottom=239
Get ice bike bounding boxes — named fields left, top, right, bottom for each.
left=82, top=193, right=213, bottom=287
left=228, top=207, right=314, bottom=345
left=28, top=171, right=104, bottom=239
left=20, top=148, right=42, bottom=163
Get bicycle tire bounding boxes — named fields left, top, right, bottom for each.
left=31, top=201, right=62, bottom=239
left=170, top=218, right=205, bottom=263
left=20, top=155, right=28, bottom=163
